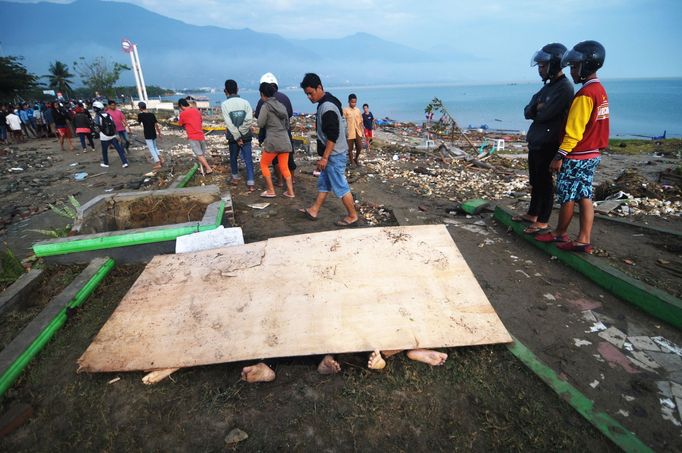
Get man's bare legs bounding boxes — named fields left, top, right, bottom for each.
left=576, top=198, right=594, bottom=244
left=552, top=200, right=575, bottom=236
left=197, top=155, right=213, bottom=175
left=301, top=192, right=357, bottom=224
left=241, top=362, right=275, bottom=383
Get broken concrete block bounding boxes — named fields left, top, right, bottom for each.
left=587, top=321, right=607, bottom=333
left=627, top=336, right=661, bottom=352
left=582, top=310, right=598, bottom=323
left=598, top=326, right=627, bottom=348
left=647, top=351, right=682, bottom=373
left=628, top=351, right=661, bottom=373
left=652, top=337, right=682, bottom=357
left=657, top=381, right=673, bottom=398
left=671, top=381, right=682, bottom=399
left=594, top=199, right=624, bottom=214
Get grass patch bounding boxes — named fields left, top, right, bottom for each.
left=608, top=138, right=682, bottom=156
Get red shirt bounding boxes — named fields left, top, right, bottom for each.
left=107, top=108, right=127, bottom=132
left=178, top=108, right=205, bottom=141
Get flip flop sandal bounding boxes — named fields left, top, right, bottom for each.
left=534, top=232, right=570, bottom=243
left=557, top=241, right=593, bottom=254
left=335, top=219, right=359, bottom=228
left=299, top=208, right=318, bottom=221
left=260, top=191, right=276, bottom=198
left=282, top=193, right=295, bottom=198
left=523, top=225, right=550, bottom=235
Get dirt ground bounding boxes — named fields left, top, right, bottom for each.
left=1, top=125, right=681, bottom=450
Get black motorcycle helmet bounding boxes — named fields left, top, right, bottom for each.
left=531, top=43, right=567, bottom=82
left=561, top=40, right=606, bottom=81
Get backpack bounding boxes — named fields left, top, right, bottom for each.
left=97, top=113, right=117, bottom=136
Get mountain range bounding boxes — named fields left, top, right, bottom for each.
left=0, top=0, right=477, bottom=89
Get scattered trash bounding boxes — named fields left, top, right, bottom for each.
left=69, top=163, right=78, bottom=167
left=623, top=259, right=636, bottom=266
left=586, top=321, right=607, bottom=333
left=543, top=293, right=556, bottom=301
left=618, top=409, right=630, bottom=417
left=515, top=269, right=530, bottom=278
left=248, top=203, right=270, bottom=210
left=622, top=394, right=635, bottom=402
left=8, top=167, right=24, bottom=172
left=589, top=380, right=600, bottom=388
left=574, top=339, right=592, bottom=347
left=73, top=172, right=88, bottom=181
left=107, top=377, right=121, bottom=384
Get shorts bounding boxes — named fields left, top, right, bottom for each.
left=189, top=140, right=207, bottom=156
left=556, top=157, right=601, bottom=204
left=56, top=127, right=71, bottom=138
left=317, top=152, right=351, bottom=198
left=364, top=128, right=373, bottom=139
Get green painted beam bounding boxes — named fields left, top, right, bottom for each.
left=177, top=163, right=199, bottom=188
left=33, top=201, right=225, bottom=258
left=494, top=206, right=682, bottom=330
left=507, top=337, right=652, bottom=453
left=0, top=258, right=114, bottom=398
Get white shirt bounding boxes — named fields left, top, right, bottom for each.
left=6, top=113, right=22, bottom=131
left=96, top=112, right=116, bottom=141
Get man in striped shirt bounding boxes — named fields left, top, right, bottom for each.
left=536, top=41, right=608, bottom=254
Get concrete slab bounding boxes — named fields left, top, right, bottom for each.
left=598, top=326, right=627, bottom=349
left=175, top=226, right=244, bottom=254
left=628, top=336, right=661, bottom=352
left=647, top=351, right=682, bottom=373
left=0, top=269, right=44, bottom=315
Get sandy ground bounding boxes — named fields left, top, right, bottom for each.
left=1, top=121, right=681, bottom=450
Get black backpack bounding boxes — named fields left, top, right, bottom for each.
left=97, top=113, right=117, bottom=136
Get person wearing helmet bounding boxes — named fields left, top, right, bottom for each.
left=515, top=43, right=574, bottom=235
left=254, top=72, right=297, bottom=185
left=93, top=100, right=129, bottom=168
left=536, top=40, right=609, bottom=254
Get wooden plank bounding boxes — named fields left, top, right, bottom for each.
left=78, top=226, right=512, bottom=372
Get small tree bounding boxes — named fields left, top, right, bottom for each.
left=45, top=60, right=74, bottom=96
left=0, top=55, right=39, bottom=102
left=73, top=56, right=130, bottom=97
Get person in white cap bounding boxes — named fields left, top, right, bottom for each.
left=254, top=72, right=297, bottom=184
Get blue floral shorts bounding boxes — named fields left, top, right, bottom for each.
left=556, top=157, right=601, bottom=204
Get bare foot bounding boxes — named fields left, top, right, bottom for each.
left=367, top=350, right=386, bottom=370
left=406, top=349, right=448, bottom=366
left=241, top=362, right=276, bottom=383
left=317, top=355, right=341, bottom=375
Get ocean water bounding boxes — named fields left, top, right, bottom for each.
left=175, top=78, right=682, bottom=138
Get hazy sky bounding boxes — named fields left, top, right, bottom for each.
left=8, top=0, right=682, bottom=81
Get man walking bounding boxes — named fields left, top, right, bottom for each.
left=343, top=94, right=364, bottom=166
left=535, top=41, right=609, bottom=254
left=516, top=43, right=574, bottom=234
left=107, top=100, right=130, bottom=151
left=178, top=98, right=213, bottom=175
left=137, top=102, right=163, bottom=169
left=298, top=73, right=358, bottom=227
left=221, top=79, right=255, bottom=191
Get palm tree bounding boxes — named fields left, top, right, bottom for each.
left=45, top=61, right=74, bottom=95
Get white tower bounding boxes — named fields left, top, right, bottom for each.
left=121, top=38, right=148, bottom=102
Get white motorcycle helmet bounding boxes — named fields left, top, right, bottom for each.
left=92, top=101, right=104, bottom=111
left=259, top=72, right=278, bottom=87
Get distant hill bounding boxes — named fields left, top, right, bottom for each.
left=0, top=0, right=475, bottom=88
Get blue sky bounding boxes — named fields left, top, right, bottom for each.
left=7, top=0, right=682, bottom=81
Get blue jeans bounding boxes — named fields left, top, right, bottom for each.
left=0, top=124, right=6, bottom=142
left=78, top=132, right=94, bottom=149
left=228, top=141, right=255, bottom=186
left=102, top=138, right=128, bottom=165
left=146, top=139, right=161, bottom=163
left=118, top=131, right=130, bottom=147
left=317, top=152, right=351, bottom=198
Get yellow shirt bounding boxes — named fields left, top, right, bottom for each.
left=343, top=106, right=364, bottom=140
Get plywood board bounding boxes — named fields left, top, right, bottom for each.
left=78, top=225, right=511, bottom=372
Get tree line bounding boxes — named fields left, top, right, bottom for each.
left=0, top=56, right=174, bottom=102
